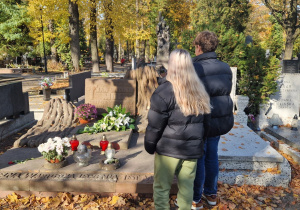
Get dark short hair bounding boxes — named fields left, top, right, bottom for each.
left=193, top=31, right=219, bottom=52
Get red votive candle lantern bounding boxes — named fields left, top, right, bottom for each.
left=70, top=135, right=79, bottom=151
left=100, top=134, right=109, bottom=155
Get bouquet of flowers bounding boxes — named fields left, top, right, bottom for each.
left=74, top=103, right=97, bottom=120
left=40, top=77, right=53, bottom=89
left=38, top=137, right=70, bottom=162
left=78, top=105, right=135, bottom=134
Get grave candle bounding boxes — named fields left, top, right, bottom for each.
left=70, top=135, right=79, bottom=151
left=291, top=115, right=298, bottom=131
left=100, top=134, right=109, bottom=155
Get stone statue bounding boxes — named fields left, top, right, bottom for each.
left=156, top=12, right=170, bottom=70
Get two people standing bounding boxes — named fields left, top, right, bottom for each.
left=144, top=31, right=234, bottom=209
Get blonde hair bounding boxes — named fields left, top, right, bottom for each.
left=166, top=49, right=211, bottom=116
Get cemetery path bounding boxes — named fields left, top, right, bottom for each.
left=0, top=130, right=299, bottom=209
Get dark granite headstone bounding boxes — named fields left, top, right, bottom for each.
left=27, top=58, right=32, bottom=65
left=65, top=71, right=91, bottom=102
left=282, top=60, right=299, bottom=73
left=16, top=56, right=22, bottom=65
left=0, top=81, right=29, bottom=120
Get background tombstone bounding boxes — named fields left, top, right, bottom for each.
left=85, top=78, right=136, bottom=116
left=245, top=35, right=253, bottom=45
left=259, top=73, right=300, bottom=128
left=230, top=67, right=237, bottom=110
left=282, top=60, right=299, bottom=73
left=132, top=56, right=137, bottom=70
left=156, top=12, right=170, bottom=70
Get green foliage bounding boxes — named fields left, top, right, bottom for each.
left=57, top=43, right=73, bottom=70
left=237, top=43, right=280, bottom=114
left=266, top=17, right=284, bottom=58
left=0, top=0, right=32, bottom=56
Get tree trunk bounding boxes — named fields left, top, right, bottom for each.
left=105, top=37, right=114, bottom=72
left=104, top=0, right=114, bottom=72
left=140, top=40, right=145, bottom=60
left=48, top=20, right=58, bottom=62
left=284, top=28, right=295, bottom=60
left=118, top=41, right=121, bottom=62
left=145, top=40, right=150, bottom=62
left=90, top=0, right=100, bottom=72
left=68, top=0, right=80, bottom=72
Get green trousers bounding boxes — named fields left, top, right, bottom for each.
left=153, top=153, right=197, bottom=210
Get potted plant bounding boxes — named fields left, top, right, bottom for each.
left=40, top=77, right=54, bottom=101
left=74, top=103, right=97, bottom=124
left=38, top=137, right=70, bottom=169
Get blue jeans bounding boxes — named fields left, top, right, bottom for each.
left=193, top=136, right=220, bottom=202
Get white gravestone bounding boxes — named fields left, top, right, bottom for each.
left=230, top=67, right=237, bottom=111
left=259, top=74, right=300, bottom=128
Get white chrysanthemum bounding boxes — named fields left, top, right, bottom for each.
left=110, top=117, right=116, bottom=121
left=56, top=144, right=63, bottom=155
left=38, top=143, right=46, bottom=153
left=62, top=137, right=70, bottom=146
left=54, top=137, right=63, bottom=145
left=47, top=142, right=55, bottom=151
left=47, top=138, right=54, bottom=145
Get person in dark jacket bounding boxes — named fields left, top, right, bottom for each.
left=192, top=31, right=234, bottom=209
left=144, top=49, right=211, bottom=210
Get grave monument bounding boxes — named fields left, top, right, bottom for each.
left=259, top=73, right=300, bottom=128
left=156, top=12, right=170, bottom=70
left=85, top=78, right=137, bottom=115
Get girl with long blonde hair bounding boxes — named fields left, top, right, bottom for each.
left=145, top=49, right=211, bottom=209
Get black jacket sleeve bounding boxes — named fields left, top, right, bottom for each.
left=203, top=114, right=211, bottom=138
left=144, top=92, right=169, bottom=154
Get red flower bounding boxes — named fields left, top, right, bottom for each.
left=8, top=161, right=14, bottom=164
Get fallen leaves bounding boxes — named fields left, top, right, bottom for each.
left=0, top=193, right=155, bottom=209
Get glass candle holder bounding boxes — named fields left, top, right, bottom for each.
left=100, top=134, right=109, bottom=155
left=70, top=135, right=79, bottom=151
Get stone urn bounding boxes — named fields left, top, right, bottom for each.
left=43, top=158, right=67, bottom=170
left=43, top=88, right=51, bottom=101
left=235, top=95, right=249, bottom=113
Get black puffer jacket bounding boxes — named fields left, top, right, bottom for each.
left=144, top=78, right=210, bottom=159
left=193, top=52, right=234, bottom=137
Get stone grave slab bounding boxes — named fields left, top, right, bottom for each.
left=265, top=126, right=300, bottom=150
left=69, top=125, right=133, bottom=150
left=85, top=78, right=136, bottom=115
left=219, top=123, right=283, bottom=163
left=0, top=125, right=291, bottom=194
